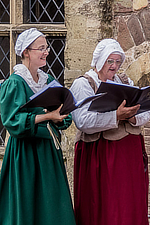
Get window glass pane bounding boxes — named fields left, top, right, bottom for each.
left=27, top=0, right=64, bottom=23
left=0, top=36, right=9, bottom=146
left=43, top=36, right=65, bottom=85
left=0, top=36, right=10, bottom=80
left=0, top=0, right=10, bottom=23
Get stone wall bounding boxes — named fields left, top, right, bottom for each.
left=63, top=0, right=150, bottom=212
left=63, top=0, right=104, bottom=198
left=64, top=0, right=103, bottom=85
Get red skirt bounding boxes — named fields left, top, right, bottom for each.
left=74, top=134, right=149, bottom=225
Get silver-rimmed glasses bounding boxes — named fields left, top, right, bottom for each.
left=27, top=46, right=50, bottom=53
left=107, top=59, right=122, bottom=66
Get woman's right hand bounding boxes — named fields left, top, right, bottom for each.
left=35, top=105, right=68, bottom=124
left=117, top=100, right=140, bottom=121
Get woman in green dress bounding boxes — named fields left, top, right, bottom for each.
left=0, top=28, right=76, bottom=225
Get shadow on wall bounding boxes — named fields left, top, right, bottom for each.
left=137, top=72, right=150, bottom=88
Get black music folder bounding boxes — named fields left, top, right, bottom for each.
left=88, top=80, right=150, bottom=115
left=21, top=79, right=106, bottom=115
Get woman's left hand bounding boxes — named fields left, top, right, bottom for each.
left=117, top=100, right=140, bottom=122
left=44, top=105, right=68, bottom=123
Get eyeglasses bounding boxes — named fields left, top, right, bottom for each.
left=27, top=46, right=50, bottom=53
left=107, top=59, right=122, bottom=66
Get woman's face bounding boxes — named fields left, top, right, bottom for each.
left=26, top=36, right=49, bottom=69
left=98, top=54, right=122, bottom=81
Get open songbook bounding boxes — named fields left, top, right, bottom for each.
left=88, top=80, right=150, bottom=115
left=21, top=79, right=106, bottom=115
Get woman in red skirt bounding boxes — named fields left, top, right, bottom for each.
left=70, top=38, right=149, bottom=225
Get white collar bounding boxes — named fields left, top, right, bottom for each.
left=85, top=69, right=122, bottom=85
left=85, top=69, right=101, bottom=87
left=13, top=64, right=48, bottom=93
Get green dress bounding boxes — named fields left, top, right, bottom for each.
left=0, top=73, right=76, bottom=225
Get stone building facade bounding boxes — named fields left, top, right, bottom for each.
left=0, top=0, right=150, bottom=215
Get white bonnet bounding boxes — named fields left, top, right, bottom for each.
left=91, top=38, right=125, bottom=72
left=15, top=28, right=45, bottom=57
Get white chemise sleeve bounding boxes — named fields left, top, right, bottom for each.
left=116, top=74, right=150, bottom=126
left=127, top=77, right=150, bottom=126
left=70, top=77, right=118, bottom=134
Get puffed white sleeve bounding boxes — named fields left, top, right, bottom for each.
left=117, top=75, right=150, bottom=126
left=127, top=78, right=150, bottom=126
left=132, top=111, right=150, bottom=127
left=70, top=77, right=118, bottom=134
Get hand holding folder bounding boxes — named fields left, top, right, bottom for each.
left=88, top=80, right=150, bottom=115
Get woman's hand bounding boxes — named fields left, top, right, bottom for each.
left=117, top=100, right=140, bottom=123
left=45, top=105, right=68, bottom=123
left=35, top=105, right=68, bottom=124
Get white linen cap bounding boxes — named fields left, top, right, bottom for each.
left=15, top=28, right=45, bottom=57
left=91, top=38, right=125, bottom=72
